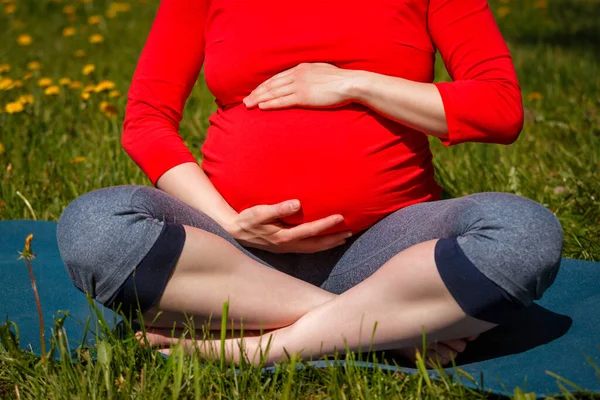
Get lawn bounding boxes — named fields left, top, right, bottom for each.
left=0, top=0, right=599, bottom=398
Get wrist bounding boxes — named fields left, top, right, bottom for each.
left=345, top=70, right=373, bottom=104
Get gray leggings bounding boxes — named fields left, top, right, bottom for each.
left=56, top=185, right=563, bottom=324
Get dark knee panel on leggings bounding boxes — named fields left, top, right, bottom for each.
left=434, top=237, right=524, bottom=325
left=108, top=221, right=186, bottom=317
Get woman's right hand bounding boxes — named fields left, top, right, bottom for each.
left=226, top=200, right=353, bottom=254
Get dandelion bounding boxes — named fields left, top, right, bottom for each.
left=27, top=61, right=42, bottom=71
left=0, top=78, right=14, bottom=91
left=82, top=64, right=95, bottom=75
left=37, top=77, right=53, bottom=87
left=528, top=92, right=543, bottom=101
left=44, top=85, right=60, bottom=95
left=111, top=2, right=131, bottom=12
left=105, top=8, right=117, bottom=18
left=23, top=72, right=32, bottom=80
left=94, top=80, right=115, bottom=92
left=18, top=94, right=34, bottom=105
left=81, top=91, right=90, bottom=100
left=63, top=4, right=75, bottom=14
left=88, top=15, right=101, bottom=24
left=69, top=156, right=86, bottom=164
left=69, top=80, right=82, bottom=89
left=74, top=49, right=86, bottom=57
left=109, top=89, right=120, bottom=98
left=497, top=7, right=510, bottom=17
left=100, top=101, right=118, bottom=118
left=17, top=34, right=32, bottom=46
left=5, top=101, right=24, bottom=114
left=62, top=26, right=76, bottom=37
left=89, top=33, right=104, bottom=44
left=17, top=233, right=47, bottom=362
left=12, top=80, right=22, bottom=88
left=4, top=4, right=15, bottom=14
left=0, top=64, right=10, bottom=74
left=0, top=142, right=4, bottom=155
left=83, top=84, right=95, bottom=93
left=59, top=77, right=72, bottom=86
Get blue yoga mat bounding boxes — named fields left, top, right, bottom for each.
left=1, top=220, right=599, bottom=397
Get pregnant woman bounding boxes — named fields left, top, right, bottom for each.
left=57, top=0, right=564, bottom=366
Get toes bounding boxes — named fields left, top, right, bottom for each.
left=440, top=339, right=467, bottom=353
left=135, top=330, right=176, bottom=348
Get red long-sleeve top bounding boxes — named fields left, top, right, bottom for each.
left=122, top=0, right=524, bottom=236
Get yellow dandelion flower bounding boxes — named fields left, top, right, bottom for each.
left=108, top=89, right=120, bottom=98
left=69, top=80, right=82, bottom=89
left=7, top=163, right=12, bottom=172
left=23, top=72, right=32, bottom=80
left=528, top=92, right=543, bottom=101
left=74, top=49, right=86, bottom=57
left=69, top=156, right=86, bottom=164
left=89, top=33, right=104, bottom=44
left=0, top=78, right=14, bottom=91
left=88, top=15, right=101, bottom=24
left=17, top=34, right=32, bottom=46
left=59, top=77, right=72, bottom=86
left=63, top=4, right=75, bottom=14
left=0, top=142, right=4, bottom=155
left=27, top=61, right=42, bottom=71
left=94, top=80, right=116, bottom=92
left=81, top=91, right=90, bottom=100
left=83, top=84, right=96, bottom=93
left=105, top=8, right=117, bottom=18
left=5, top=101, right=24, bottom=114
left=4, top=4, right=15, bottom=14
left=44, top=85, right=60, bottom=95
left=62, top=26, right=76, bottom=37
left=82, top=64, right=95, bottom=75
left=37, top=77, right=53, bottom=87
left=18, top=94, right=34, bottom=105
left=100, top=101, right=118, bottom=118
left=111, top=2, right=131, bottom=12
left=534, top=0, right=547, bottom=8
left=13, top=80, right=22, bottom=88
left=0, top=64, right=10, bottom=74
left=497, top=7, right=510, bottom=17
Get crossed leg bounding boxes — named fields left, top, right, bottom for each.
left=57, top=185, right=562, bottom=367
left=133, top=191, right=563, bottom=367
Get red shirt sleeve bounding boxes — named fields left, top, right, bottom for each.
left=121, top=0, right=207, bottom=186
left=429, top=0, right=524, bottom=146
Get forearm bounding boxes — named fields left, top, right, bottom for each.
left=348, top=70, right=449, bottom=138
left=155, top=162, right=239, bottom=233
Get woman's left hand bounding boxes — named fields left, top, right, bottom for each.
left=243, top=62, right=359, bottom=110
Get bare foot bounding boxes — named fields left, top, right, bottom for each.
left=390, top=335, right=479, bottom=368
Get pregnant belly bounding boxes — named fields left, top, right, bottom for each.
left=201, top=103, right=441, bottom=235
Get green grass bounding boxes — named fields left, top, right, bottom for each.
left=1, top=0, right=599, bottom=398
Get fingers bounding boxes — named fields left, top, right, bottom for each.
left=240, top=200, right=302, bottom=227
left=278, top=214, right=347, bottom=241
left=244, top=76, right=295, bottom=107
